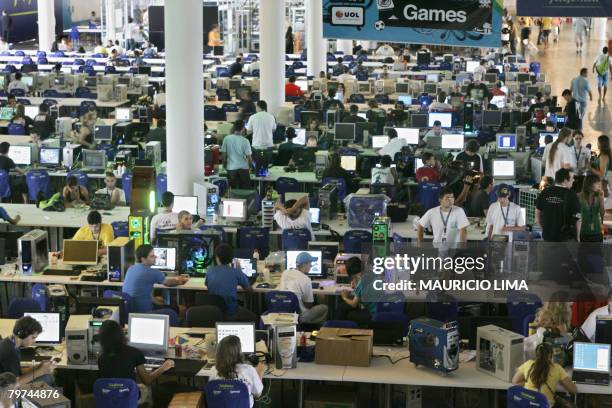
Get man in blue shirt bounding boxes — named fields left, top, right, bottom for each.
left=123, top=244, right=188, bottom=313
left=570, top=68, right=593, bottom=121
left=221, top=120, right=252, bottom=189
left=205, top=243, right=256, bottom=323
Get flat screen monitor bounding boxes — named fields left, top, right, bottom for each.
left=286, top=250, right=323, bottom=276
left=234, top=258, right=256, bottom=278
left=82, top=149, right=106, bottom=170
left=492, top=160, right=515, bottom=179
left=62, top=239, right=98, bottom=265
left=39, top=148, right=60, bottom=166
left=8, top=145, right=31, bottom=166
left=152, top=247, right=177, bottom=271
left=372, top=135, right=389, bottom=149
left=221, top=198, right=247, bottom=222
left=396, top=128, right=419, bottom=145
left=94, top=124, right=113, bottom=141
left=397, top=95, right=412, bottom=105
left=441, top=134, right=464, bottom=150
left=414, top=158, right=424, bottom=174
left=411, top=113, right=428, bottom=128
left=216, top=323, right=255, bottom=353
left=428, top=112, right=452, bottom=128
left=24, top=312, right=60, bottom=344
left=293, top=128, right=306, bottom=145
left=496, top=134, right=517, bottom=151
left=539, top=132, right=558, bottom=147
left=573, top=342, right=610, bottom=373
left=340, top=155, right=357, bottom=171
left=334, top=123, right=355, bottom=141
left=466, top=60, right=479, bottom=73
left=309, top=207, right=320, bottom=224
left=115, top=108, right=132, bottom=121
left=24, top=105, right=39, bottom=119
left=0, top=107, right=15, bottom=120
left=173, top=195, right=198, bottom=215
left=426, top=73, right=438, bottom=83
left=128, top=313, right=169, bottom=354
left=482, top=110, right=502, bottom=126
left=517, top=72, right=530, bottom=82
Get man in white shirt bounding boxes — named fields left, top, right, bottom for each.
left=417, top=188, right=470, bottom=244
left=279, top=252, right=328, bottom=324
left=569, top=130, right=591, bottom=175
left=246, top=100, right=276, bottom=149
left=337, top=67, right=356, bottom=84
left=149, top=191, right=178, bottom=243
left=375, top=43, right=395, bottom=57
left=246, top=55, right=260, bottom=75
left=379, top=129, right=406, bottom=159
left=7, top=72, right=28, bottom=94
left=95, top=172, right=126, bottom=206
left=485, top=184, right=526, bottom=239
left=473, top=60, right=487, bottom=82
left=273, top=196, right=313, bottom=239
left=154, top=85, right=166, bottom=108
left=581, top=288, right=612, bottom=341
left=592, top=46, right=612, bottom=102
left=428, top=93, right=453, bottom=112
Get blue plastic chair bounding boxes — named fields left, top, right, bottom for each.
left=26, top=169, right=52, bottom=201
left=216, top=67, right=230, bottom=78
left=52, top=51, right=65, bottom=57
left=264, top=291, right=300, bottom=313
left=36, top=51, right=46, bottom=58
left=16, top=98, right=30, bottom=105
left=281, top=228, right=311, bottom=250
left=14, top=50, right=24, bottom=57
left=80, top=100, right=97, bottom=116
left=276, top=177, right=300, bottom=201
left=425, top=292, right=458, bottom=322
left=67, top=170, right=89, bottom=189
left=21, top=57, right=33, bottom=65
left=348, top=94, right=365, bottom=103
left=43, top=89, right=62, bottom=98
left=205, top=380, right=250, bottom=408
left=322, top=320, right=358, bottom=328
left=507, top=385, right=550, bottom=408
left=0, top=170, right=11, bottom=199
left=8, top=298, right=41, bottom=318
left=204, top=105, right=222, bottom=121
left=111, top=221, right=128, bottom=238
left=150, top=308, right=179, bottom=327
left=221, top=103, right=238, bottom=120
left=37, top=57, right=49, bottom=65
left=121, top=172, right=132, bottom=204
left=75, top=86, right=95, bottom=98
left=416, top=182, right=442, bottom=212
left=507, top=293, right=542, bottom=336
left=238, top=226, right=270, bottom=259
left=94, top=378, right=139, bottom=408
left=216, top=88, right=231, bottom=101
left=322, top=177, right=347, bottom=202
left=31, top=283, right=48, bottom=312
left=343, top=230, right=372, bottom=254
left=103, top=290, right=131, bottom=326
left=10, top=89, right=25, bottom=97
left=375, top=312, right=410, bottom=336
left=104, top=66, right=116, bottom=74
left=377, top=293, right=405, bottom=314
left=374, top=94, right=390, bottom=104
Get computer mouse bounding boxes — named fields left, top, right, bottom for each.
left=257, top=283, right=270, bottom=288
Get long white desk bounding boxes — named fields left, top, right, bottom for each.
left=0, top=96, right=129, bottom=109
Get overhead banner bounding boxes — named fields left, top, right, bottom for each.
left=517, top=0, right=612, bottom=17
left=323, top=0, right=503, bottom=48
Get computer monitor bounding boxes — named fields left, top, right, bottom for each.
left=595, top=316, right=612, bottom=346
left=485, top=73, right=497, bottom=83
left=496, top=134, right=517, bottom=152
left=82, top=149, right=107, bottom=170
left=24, top=105, right=39, bottom=119
left=21, top=76, right=33, bottom=87
left=397, top=95, right=412, bottom=105
left=300, top=111, right=320, bottom=128
left=221, top=198, right=247, bottom=222
left=152, top=247, right=177, bottom=271
left=24, top=312, right=60, bottom=344
left=216, top=322, right=255, bottom=353
left=115, top=108, right=132, bottom=121
left=334, top=123, right=355, bottom=141
left=395, top=83, right=409, bottom=94
left=62, top=239, right=98, bottom=265
left=426, top=73, right=438, bottom=83
left=517, top=72, right=530, bottom=82
left=8, top=145, right=31, bottom=166
left=340, top=155, right=357, bottom=171
left=372, top=135, right=389, bottom=149
left=0, top=107, right=14, bottom=121
left=428, top=112, right=452, bottom=128
left=423, top=83, right=437, bottom=95
left=173, top=195, right=198, bottom=215
left=309, top=207, right=321, bottom=224
left=94, top=124, right=113, bottom=141
left=286, top=250, right=323, bottom=276
left=411, top=113, right=428, bottom=128
left=573, top=342, right=610, bottom=373
left=358, top=82, right=371, bottom=93
left=396, top=128, right=419, bottom=145
left=441, top=134, right=465, bottom=150
left=538, top=132, right=558, bottom=147
left=39, top=148, right=60, bottom=166
left=414, top=158, right=424, bottom=174
left=482, top=110, right=502, bottom=127
left=466, top=60, right=479, bottom=73
left=234, top=258, right=256, bottom=278
left=137, top=66, right=152, bottom=76
left=492, top=160, right=516, bottom=179
left=229, top=79, right=242, bottom=90
left=128, top=313, right=169, bottom=354
left=293, top=128, right=306, bottom=145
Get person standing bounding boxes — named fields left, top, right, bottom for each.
left=543, top=128, right=573, bottom=178
left=536, top=168, right=581, bottom=242
left=573, top=17, right=588, bottom=53
left=578, top=174, right=604, bottom=242
left=590, top=134, right=612, bottom=184
left=417, top=188, right=470, bottom=244
left=221, top=120, right=252, bottom=189
left=569, top=130, right=591, bottom=175
left=285, top=26, right=294, bottom=54
left=123, top=17, right=138, bottom=51
left=592, top=47, right=612, bottom=102
left=562, top=89, right=582, bottom=131
left=0, top=11, right=10, bottom=44
left=485, top=185, right=526, bottom=239
left=207, top=24, right=223, bottom=55
left=246, top=100, right=276, bottom=150
left=469, top=176, right=494, bottom=218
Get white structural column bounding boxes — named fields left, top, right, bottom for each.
left=259, top=0, right=285, bottom=114
left=37, top=0, right=55, bottom=52
left=337, top=39, right=353, bottom=55
left=592, top=18, right=608, bottom=41
left=105, top=0, right=118, bottom=42
left=306, top=0, right=327, bottom=77
left=164, top=0, right=204, bottom=195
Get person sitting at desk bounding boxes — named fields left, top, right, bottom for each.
left=339, top=256, right=376, bottom=325
left=351, top=60, right=368, bottom=76
left=469, top=175, right=494, bottom=218
left=175, top=210, right=204, bottom=232
left=416, top=153, right=440, bottom=183
left=62, top=176, right=89, bottom=208
left=379, top=128, right=406, bottom=160
left=279, top=251, right=328, bottom=324
left=205, top=243, right=256, bottom=323
left=73, top=210, right=114, bottom=255
left=285, top=76, right=304, bottom=99
left=473, top=59, right=487, bottom=82
left=332, top=57, right=344, bottom=76
left=131, top=49, right=145, bottom=67
left=95, top=172, right=126, bottom=206
left=221, top=119, right=252, bottom=190
left=246, top=55, right=260, bottom=75
left=428, top=92, right=453, bottom=112
left=228, top=57, right=243, bottom=77
left=323, top=89, right=345, bottom=113
left=422, top=120, right=447, bottom=150
left=512, top=343, right=576, bottom=408
left=93, top=40, right=107, bottom=55
left=375, top=43, right=395, bottom=57
left=274, top=196, right=313, bottom=239
left=582, top=288, right=612, bottom=341
left=70, top=110, right=97, bottom=149
left=342, top=104, right=366, bottom=124
left=388, top=101, right=407, bottom=126
left=210, top=335, right=264, bottom=408
left=337, top=66, right=356, bottom=84
left=146, top=118, right=167, bottom=161
left=31, top=103, right=55, bottom=141
left=6, top=94, right=16, bottom=109
left=0, top=316, right=55, bottom=386
left=238, top=91, right=256, bottom=119
left=486, top=184, right=526, bottom=239
left=371, top=155, right=397, bottom=185
left=7, top=72, right=28, bottom=94
left=10, top=104, right=33, bottom=134
left=456, top=139, right=484, bottom=173
left=277, top=127, right=300, bottom=166
left=123, top=244, right=188, bottom=313
left=150, top=191, right=178, bottom=243
left=417, top=187, right=470, bottom=244
left=0, top=142, right=27, bottom=202
left=322, top=153, right=355, bottom=193
left=490, top=81, right=506, bottom=97
left=366, top=100, right=387, bottom=134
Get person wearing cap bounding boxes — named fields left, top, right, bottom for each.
left=469, top=176, right=494, bottom=218
left=278, top=252, right=328, bottom=324
left=485, top=184, right=526, bottom=239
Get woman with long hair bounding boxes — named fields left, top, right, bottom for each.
left=543, top=127, right=572, bottom=178
left=591, top=135, right=612, bottom=183
left=579, top=174, right=605, bottom=242
left=210, top=335, right=264, bottom=408
left=513, top=343, right=576, bottom=407
left=285, top=26, right=294, bottom=54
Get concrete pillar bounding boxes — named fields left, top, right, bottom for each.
left=105, top=0, right=116, bottom=42
left=164, top=0, right=204, bottom=194
left=592, top=18, right=608, bottom=41
left=306, top=0, right=327, bottom=77
left=259, top=0, right=285, bottom=114
left=337, top=39, right=353, bottom=55
left=38, top=0, right=55, bottom=52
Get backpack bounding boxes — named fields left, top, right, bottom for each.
left=38, top=192, right=65, bottom=212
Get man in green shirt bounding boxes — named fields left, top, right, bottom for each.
left=221, top=120, right=252, bottom=189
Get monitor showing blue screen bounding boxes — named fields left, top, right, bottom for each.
left=573, top=342, right=610, bottom=373
left=496, top=134, right=517, bottom=151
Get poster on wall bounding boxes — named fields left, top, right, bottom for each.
left=517, top=0, right=612, bottom=17
left=323, top=0, right=503, bottom=48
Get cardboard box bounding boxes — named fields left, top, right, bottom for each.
left=315, top=327, right=373, bottom=367
left=305, top=386, right=357, bottom=408
left=168, top=392, right=204, bottom=408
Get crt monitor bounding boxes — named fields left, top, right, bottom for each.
left=426, top=73, right=438, bottom=83
left=334, top=123, right=356, bottom=142
left=8, top=145, right=32, bottom=166
left=94, top=124, right=113, bottom=141
left=0, top=107, right=15, bottom=120
left=152, top=247, right=177, bottom=271
left=115, top=108, right=132, bottom=121
left=496, top=134, right=517, bottom=151
left=293, top=128, right=306, bottom=145
left=428, top=112, right=452, bottom=128
left=39, top=148, right=61, bottom=166
left=492, top=160, right=516, bottom=179
left=286, top=250, right=323, bottom=276
left=24, top=312, right=60, bottom=344
left=595, top=316, right=612, bottom=345
left=395, top=83, right=409, bottom=93
left=573, top=342, right=610, bottom=373
left=216, top=322, right=255, bottom=353
left=63, top=239, right=98, bottom=265
left=485, top=73, right=497, bottom=83
left=411, top=113, right=428, bottom=128
left=82, top=149, right=106, bottom=170
left=221, top=198, right=247, bottom=222
left=24, top=105, right=39, bottom=119
left=340, top=155, right=357, bottom=172
left=396, top=128, right=419, bottom=145
left=128, top=313, right=169, bottom=354
left=441, top=134, right=465, bottom=150
left=482, top=110, right=502, bottom=126
left=173, top=195, right=198, bottom=215
left=397, top=95, right=412, bottom=105
left=423, top=83, right=437, bottom=95
left=372, top=135, right=389, bottom=149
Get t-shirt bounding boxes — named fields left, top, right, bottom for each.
left=569, top=145, right=591, bottom=174
left=0, top=338, right=20, bottom=377
left=246, top=111, right=276, bottom=149
left=209, top=364, right=263, bottom=408
left=466, top=83, right=490, bottom=101
left=205, top=264, right=250, bottom=315
left=98, top=344, right=145, bottom=382
left=354, top=279, right=376, bottom=319
left=73, top=223, right=115, bottom=247
left=516, top=360, right=568, bottom=407
left=149, top=212, right=179, bottom=242
left=415, top=165, right=439, bottom=183
left=581, top=305, right=611, bottom=341
left=277, top=141, right=299, bottom=167
left=378, top=138, right=406, bottom=159
left=7, top=80, right=28, bottom=93
left=279, top=268, right=313, bottom=313
left=285, top=83, right=304, bottom=98
left=473, top=65, right=486, bottom=82
left=274, top=209, right=313, bottom=239
left=95, top=187, right=126, bottom=205
left=536, top=185, right=581, bottom=242
left=418, top=205, right=470, bottom=243
left=469, top=190, right=490, bottom=218
left=574, top=18, right=588, bottom=34
left=221, top=134, right=252, bottom=171
left=543, top=143, right=572, bottom=178
left=486, top=201, right=525, bottom=237
left=122, top=263, right=165, bottom=313
left=455, top=152, right=483, bottom=173
left=154, top=93, right=166, bottom=107
left=371, top=167, right=394, bottom=185
left=594, top=54, right=612, bottom=76
left=564, top=98, right=581, bottom=129
left=570, top=75, right=591, bottom=103
left=0, top=155, right=15, bottom=173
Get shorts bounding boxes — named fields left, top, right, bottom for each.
left=598, top=72, right=609, bottom=87
left=575, top=30, right=585, bottom=42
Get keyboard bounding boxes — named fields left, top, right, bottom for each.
left=43, top=268, right=82, bottom=276
left=572, top=370, right=610, bottom=385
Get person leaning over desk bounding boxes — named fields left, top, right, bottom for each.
left=62, top=175, right=90, bottom=208
left=73, top=210, right=115, bottom=255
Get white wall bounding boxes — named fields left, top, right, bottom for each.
left=68, top=0, right=102, bottom=22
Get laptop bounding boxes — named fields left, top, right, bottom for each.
left=572, top=342, right=610, bottom=385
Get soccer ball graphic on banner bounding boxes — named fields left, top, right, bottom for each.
left=375, top=20, right=386, bottom=31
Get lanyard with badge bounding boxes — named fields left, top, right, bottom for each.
left=500, top=203, right=511, bottom=226
left=574, top=146, right=582, bottom=169
left=439, top=207, right=452, bottom=242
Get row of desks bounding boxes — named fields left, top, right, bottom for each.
left=0, top=96, right=129, bottom=109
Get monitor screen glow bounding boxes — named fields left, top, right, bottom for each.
left=39, top=148, right=60, bottom=165
left=173, top=196, right=198, bottom=215
left=222, top=199, right=246, bottom=220
left=128, top=314, right=167, bottom=349
left=396, top=128, right=419, bottom=144
left=24, top=105, right=39, bottom=118
left=24, top=312, right=60, bottom=343
left=441, top=134, right=464, bottom=150
left=8, top=145, right=31, bottom=166
left=340, top=155, right=357, bottom=171
left=573, top=342, right=610, bottom=373
left=372, top=135, right=389, bottom=149
left=497, top=134, right=517, bottom=151
left=466, top=60, right=479, bottom=73
left=428, top=112, right=452, bottom=128
left=493, top=160, right=515, bottom=178
left=216, top=323, right=255, bottom=353
left=152, top=247, right=177, bottom=270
